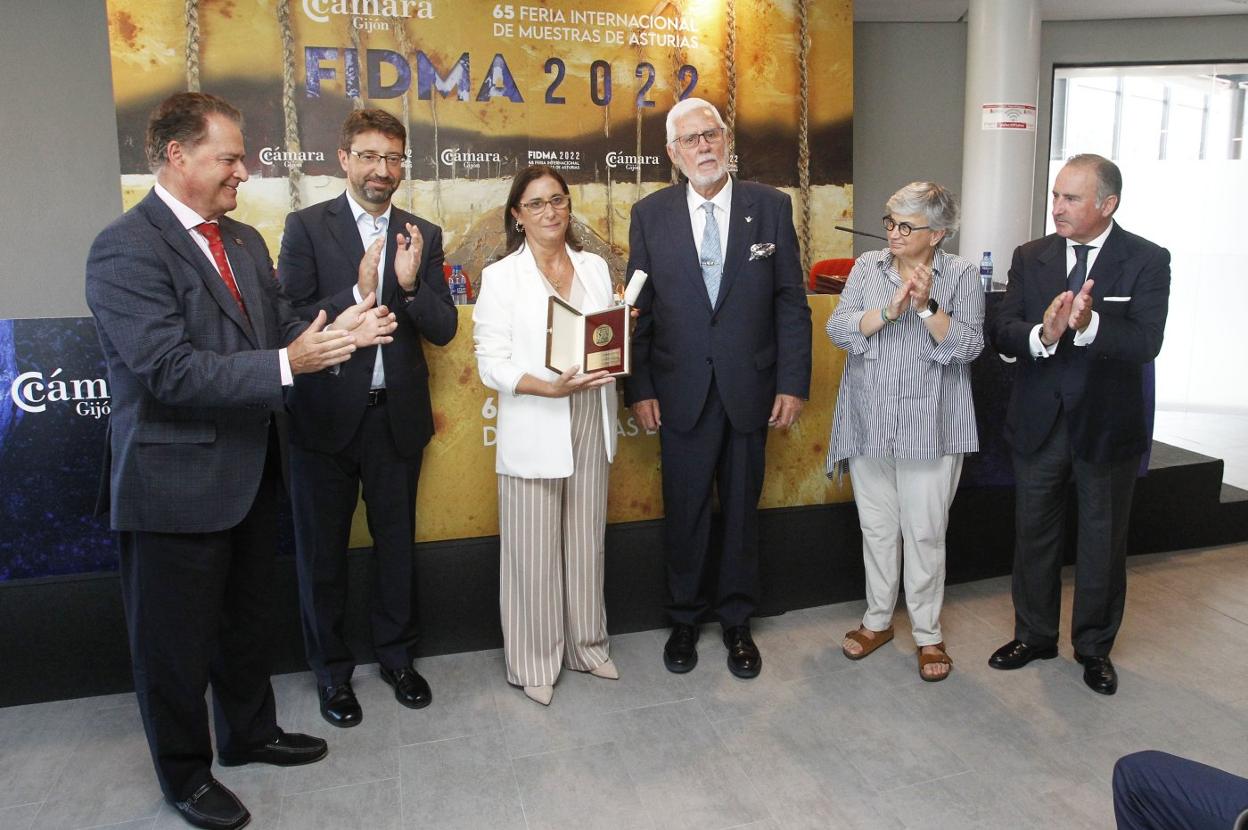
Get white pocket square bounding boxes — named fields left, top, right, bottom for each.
left=749, top=242, right=775, bottom=261
left=1103, top=296, right=1131, bottom=302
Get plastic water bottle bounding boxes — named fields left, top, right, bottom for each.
left=450, top=264, right=467, bottom=305
left=979, top=252, right=994, bottom=292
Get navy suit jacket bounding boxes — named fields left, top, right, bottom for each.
left=278, top=193, right=457, bottom=458
left=624, top=179, right=812, bottom=432
left=86, top=189, right=307, bottom=534
left=991, top=223, right=1171, bottom=463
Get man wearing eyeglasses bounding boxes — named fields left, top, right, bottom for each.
left=988, top=154, right=1171, bottom=696
left=625, top=98, right=811, bottom=679
left=279, top=109, right=457, bottom=726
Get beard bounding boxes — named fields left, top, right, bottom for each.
left=680, top=154, right=728, bottom=191
left=357, top=176, right=397, bottom=205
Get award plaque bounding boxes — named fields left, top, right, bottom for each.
left=545, top=297, right=631, bottom=377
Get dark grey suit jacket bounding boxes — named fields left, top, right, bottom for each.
left=624, top=178, right=812, bottom=432
left=86, top=189, right=307, bottom=533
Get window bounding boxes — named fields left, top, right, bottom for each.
left=1048, top=63, right=1248, bottom=466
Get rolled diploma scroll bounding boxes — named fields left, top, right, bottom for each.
left=623, top=270, right=649, bottom=306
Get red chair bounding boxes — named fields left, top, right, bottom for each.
left=809, top=258, right=853, bottom=294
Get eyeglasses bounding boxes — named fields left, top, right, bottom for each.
left=671, top=127, right=726, bottom=149
left=882, top=216, right=932, bottom=236
left=349, top=150, right=406, bottom=167
left=518, top=194, right=571, bottom=214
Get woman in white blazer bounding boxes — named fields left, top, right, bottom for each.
left=473, top=165, right=620, bottom=706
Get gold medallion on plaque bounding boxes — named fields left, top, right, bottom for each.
left=592, top=324, right=614, bottom=347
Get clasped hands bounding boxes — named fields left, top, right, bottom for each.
left=287, top=292, right=398, bottom=375
left=357, top=222, right=424, bottom=296
left=289, top=229, right=421, bottom=376
left=1039, top=280, right=1095, bottom=347
left=885, top=262, right=934, bottom=321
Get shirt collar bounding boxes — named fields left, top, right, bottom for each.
left=685, top=175, right=732, bottom=215
left=1067, top=219, right=1114, bottom=251
left=345, top=190, right=391, bottom=230
left=879, top=246, right=946, bottom=276
left=153, top=181, right=213, bottom=231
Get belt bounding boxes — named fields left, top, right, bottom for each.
left=366, top=388, right=387, bottom=406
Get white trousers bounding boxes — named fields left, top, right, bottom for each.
left=497, top=389, right=610, bottom=686
left=848, top=454, right=964, bottom=646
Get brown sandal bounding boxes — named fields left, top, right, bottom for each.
left=918, top=642, right=953, bottom=682
left=841, top=625, right=895, bottom=660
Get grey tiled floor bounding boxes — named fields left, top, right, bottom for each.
left=1154, top=409, right=1248, bottom=490
left=4, top=543, right=1248, bottom=829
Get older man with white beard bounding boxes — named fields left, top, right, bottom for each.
left=624, top=98, right=811, bottom=679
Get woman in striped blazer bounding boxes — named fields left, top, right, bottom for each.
left=472, top=165, right=620, bottom=706
left=825, top=181, right=984, bottom=682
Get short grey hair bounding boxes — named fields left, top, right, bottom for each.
left=885, top=181, right=960, bottom=238
left=665, top=97, right=727, bottom=144
left=1067, top=153, right=1122, bottom=210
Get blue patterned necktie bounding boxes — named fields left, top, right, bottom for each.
left=699, top=202, right=722, bottom=305
left=1068, top=244, right=1091, bottom=292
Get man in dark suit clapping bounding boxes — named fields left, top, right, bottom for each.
left=279, top=109, right=457, bottom=727
left=86, top=92, right=396, bottom=829
left=988, top=154, right=1171, bottom=695
left=625, top=98, right=812, bottom=679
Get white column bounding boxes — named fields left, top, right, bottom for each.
left=959, top=0, right=1041, bottom=287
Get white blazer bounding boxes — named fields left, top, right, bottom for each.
left=473, top=244, right=619, bottom=478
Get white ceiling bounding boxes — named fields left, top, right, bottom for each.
left=854, top=0, right=1248, bottom=23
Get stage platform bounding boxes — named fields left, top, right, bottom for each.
left=2, top=440, right=1245, bottom=708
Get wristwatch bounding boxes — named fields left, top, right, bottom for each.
left=916, top=298, right=939, bottom=319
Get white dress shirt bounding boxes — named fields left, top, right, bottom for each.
left=685, top=176, right=732, bottom=263
left=1029, top=220, right=1114, bottom=358
left=153, top=182, right=294, bottom=385
left=345, top=192, right=391, bottom=389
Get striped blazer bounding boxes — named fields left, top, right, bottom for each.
left=825, top=248, right=984, bottom=479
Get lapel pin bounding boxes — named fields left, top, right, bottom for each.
left=233, top=237, right=244, bottom=246
left=745, top=216, right=753, bottom=223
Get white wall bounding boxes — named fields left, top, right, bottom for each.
left=0, top=1, right=121, bottom=320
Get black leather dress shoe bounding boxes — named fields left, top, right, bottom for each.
left=988, top=639, right=1059, bottom=670
left=218, top=730, right=328, bottom=767
left=319, top=682, right=362, bottom=727
left=1075, top=653, right=1118, bottom=695
left=380, top=665, right=433, bottom=709
left=723, top=625, right=762, bottom=679
left=173, top=778, right=250, bottom=830
left=663, top=624, right=699, bottom=673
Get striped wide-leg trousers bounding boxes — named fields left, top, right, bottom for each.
left=497, top=388, right=611, bottom=687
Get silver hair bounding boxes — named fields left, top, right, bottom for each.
left=1066, top=153, right=1122, bottom=210
left=885, top=181, right=960, bottom=238
left=665, top=97, right=727, bottom=144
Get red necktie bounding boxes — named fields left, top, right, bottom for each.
left=196, top=222, right=248, bottom=317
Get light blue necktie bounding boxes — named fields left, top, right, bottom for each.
left=699, top=202, right=722, bottom=305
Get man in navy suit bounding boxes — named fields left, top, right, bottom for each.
left=988, top=154, right=1171, bottom=695
left=1113, top=751, right=1248, bottom=829
left=279, top=109, right=457, bottom=726
left=625, top=98, right=811, bottom=679
left=87, top=92, right=395, bottom=829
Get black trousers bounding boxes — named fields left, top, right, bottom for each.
left=290, top=401, right=422, bottom=687
left=658, top=379, right=767, bottom=629
left=119, top=433, right=282, bottom=802
left=1010, top=411, right=1139, bottom=656
left=1113, top=751, right=1248, bottom=830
